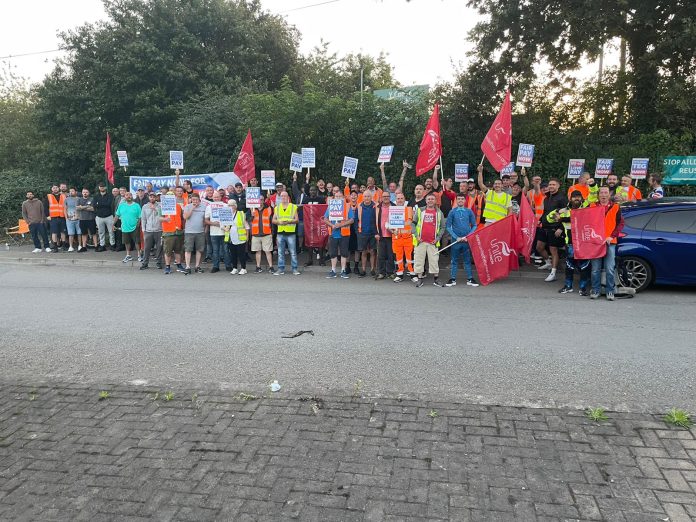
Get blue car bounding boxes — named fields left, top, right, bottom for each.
left=617, top=199, right=696, bottom=292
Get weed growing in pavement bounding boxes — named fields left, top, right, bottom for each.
left=29, top=391, right=37, bottom=401
left=352, top=379, right=363, bottom=397
left=429, top=410, right=439, bottom=418
left=585, top=407, right=609, bottom=422
left=663, top=408, right=692, bottom=429
left=151, top=392, right=159, bottom=401
left=98, top=391, right=111, bottom=400
left=163, top=391, right=174, bottom=401
left=237, top=392, right=259, bottom=401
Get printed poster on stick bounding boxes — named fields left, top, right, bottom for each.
left=595, top=158, right=614, bottom=179
left=301, top=148, right=316, bottom=168
left=117, top=151, right=129, bottom=167
left=388, top=206, right=405, bottom=229
left=567, top=159, right=585, bottom=179
left=377, top=146, right=394, bottom=163
left=341, top=156, right=358, bottom=179
left=169, top=151, right=184, bottom=170
left=246, top=187, right=262, bottom=209
left=454, top=164, right=469, bottom=182
left=261, top=170, right=276, bottom=190
left=218, top=206, right=234, bottom=227
left=160, top=195, right=177, bottom=216
left=290, top=152, right=303, bottom=172
left=630, top=158, right=649, bottom=179
left=328, top=198, right=344, bottom=223
left=516, top=144, right=535, bottom=167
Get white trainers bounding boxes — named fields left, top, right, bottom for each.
left=68, top=246, right=75, bottom=252
left=238, top=268, right=247, bottom=275
left=45, top=248, right=52, bottom=252
left=544, top=272, right=557, bottom=282
left=230, top=268, right=239, bottom=275
left=122, top=255, right=133, bottom=263
left=32, top=248, right=41, bottom=253
left=538, top=261, right=552, bottom=270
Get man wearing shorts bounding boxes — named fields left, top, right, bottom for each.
left=161, top=194, right=184, bottom=275
left=115, top=192, right=141, bottom=262
left=537, top=178, right=568, bottom=282
left=250, top=199, right=274, bottom=273
left=183, top=193, right=206, bottom=274
left=76, top=188, right=97, bottom=252
left=322, top=197, right=353, bottom=279
left=63, top=187, right=81, bottom=252
left=356, top=190, right=378, bottom=277
left=45, top=185, right=67, bottom=252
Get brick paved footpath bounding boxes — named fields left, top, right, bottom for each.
left=1, top=383, right=695, bottom=521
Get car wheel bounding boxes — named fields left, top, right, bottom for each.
left=620, top=256, right=653, bottom=292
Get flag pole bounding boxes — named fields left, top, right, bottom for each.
left=439, top=156, right=445, bottom=187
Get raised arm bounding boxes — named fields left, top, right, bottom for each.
left=432, top=165, right=440, bottom=190
left=477, top=164, right=489, bottom=193
left=380, top=163, right=388, bottom=191
left=521, top=167, right=530, bottom=193
left=398, top=160, right=409, bottom=192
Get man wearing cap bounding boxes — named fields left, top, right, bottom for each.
left=93, top=182, right=116, bottom=251
left=134, top=188, right=148, bottom=207
left=229, top=182, right=247, bottom=213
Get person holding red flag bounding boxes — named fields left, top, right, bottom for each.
left=589, top=186, right=624, bottom=301
left=480, top=91, right=512, bottom=173
left=104, top=132, right=115, bottom=186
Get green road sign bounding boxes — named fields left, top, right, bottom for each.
left=663, top=156, right=696, bottom=186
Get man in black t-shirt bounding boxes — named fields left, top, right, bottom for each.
left=537, top=178, right=568, bottom=283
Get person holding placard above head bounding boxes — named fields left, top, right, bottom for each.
left=323, top=195, right=354, bottom=279
left=444, top=193, right=479, bottom=288
left=204, top=190, right=232, bottom=274
left=477, top=164, right=512, bottom=225
left=567, top=172, right=598, bottom=202
left=375, top=191, right=394, bottom=279
left=225, top=199, right=249, bottom=275
left=412, top=193, right=445, bottom=288
left=272, top=191, right=300, bottom=276
left=182, top=193, right=206, bottom=275
left=379, top=160, right=409, bottom=204
left=390, top=192, right=414, bottom=283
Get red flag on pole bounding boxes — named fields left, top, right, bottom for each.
left=516, top=195, right=538, bottom=264
left=481, top=91, right=512, bottom=172
left=104, top=132, right=114, bottom=185
left=303, top=204, right=329, bottom=248
left=415, top=103, right=442, bottom=176
left=468, top=215, right=517, bottom=286
left=233, top=130, right=256, bottom=185
left=571, top=205, right=607, bottom=260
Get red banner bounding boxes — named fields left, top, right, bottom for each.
left=233, top=129, right=256, bottom=185
left=571, top=205, right=607, bottom=260
left=104, top=132, right=114, bottom=185
left=415, top=103, right=442, bottom=176
left=516, top=194, right=538, bottom=264
left=303, top=204, right=329, bottom=248
left=481, top=91, right=512, bottom=172
left=468, top=215, right=517, bottom=286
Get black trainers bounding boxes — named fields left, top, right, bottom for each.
left=211, top=267, right=220, bottom=273
left=559, top=286, right=574, bottom=294
left=176, top=264, right=186, bottom=273
left=139, top=265, right=149, bottom=270
left=433, top=280, right=443, bottom=287
left=579, top=288, right=589, bottom=297
left=467, top=278, right=479, bottom=287
left=184, top=267, right=192, bottom=275
left=255, top=267, right=263, bottom=273
left=415, top=279, right=424, bottom=288
left=358, top=271, right=366, bottom=278
left=445, top=279, right=456, bottom=287
left=195, top=266, right=204, bottom=274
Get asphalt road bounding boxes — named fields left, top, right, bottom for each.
left=0, top=262, right=694, bottom=412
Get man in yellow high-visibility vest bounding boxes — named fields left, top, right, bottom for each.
left=477, top=164, right=512, bottom=224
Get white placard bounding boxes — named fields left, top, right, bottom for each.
left=290, top=152, right=303, bottom=172
left=169, top=151, right=184, bottom=169
left=388, top=206, right=405, bottom=229
left=454, top=164, right=469, bottom=182
left=301, top=148, right=316, bottom=168
left=261, top=170, right=276, bottom=190
left=117, top=151, right=129, bottom=167
left=341, top=156, right=358, bottom=179
left=160, top=195, right=177, bottom=216
left=246, top=187, right=262, bottom=209
left=377, top=146, right=394, bottom=163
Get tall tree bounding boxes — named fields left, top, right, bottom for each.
left=35, top=0, right=300, bottom=185
left=466, top=0, right=696, bottom=132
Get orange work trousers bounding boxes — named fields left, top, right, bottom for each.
left=392, top=235, right=414, bottom=275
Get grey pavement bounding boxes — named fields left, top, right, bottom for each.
left=0, top=248, right=694, bottom=412
left=1, top=382, right=696, bottom=522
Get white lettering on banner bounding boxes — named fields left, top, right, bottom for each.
left=454, top=164, right=469, bottom=182
left=488, top=239, right=514, bottom=264
left=426, top=130, right=440, bottom=164
left=582, top=225, right=603, bottom=242
left=516, top=144, right=535, bottom=167
left=328, top=199, right=344, bottom=223
left=246, top=187, right=262, bottom=209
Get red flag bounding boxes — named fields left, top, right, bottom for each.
left=233, top=130, right=256, bottom=185
left=104, top=133, right=114, bottom=185
left=415, top=103, right=442, bottom=176
left=481, top=91, right=512, bottom=172
left=468, top=215, right=517, bottom=286
left=571, top=205, right=607, bottom=260
left=303, top=204, right=329, bottom=248
left=516, top=195, right=538, bottom=264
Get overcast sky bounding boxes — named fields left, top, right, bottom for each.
left=1, top=0, right=481, bottom=88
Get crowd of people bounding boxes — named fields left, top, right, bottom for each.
left=19, top=163, right=666, bottom=297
